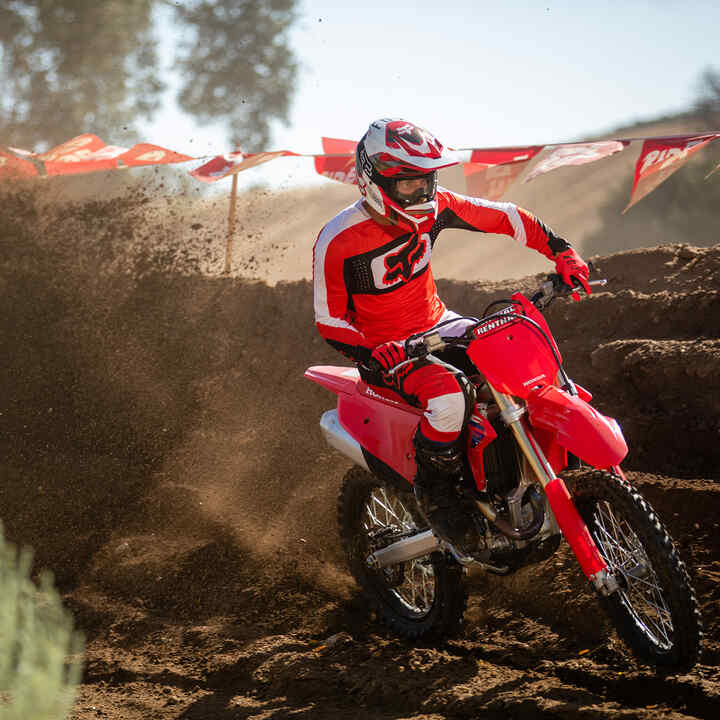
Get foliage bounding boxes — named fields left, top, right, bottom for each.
left=0, top=0, right=162, bottom=148
left=0, top=525, right=84, bottom=719
left=0, top=0, right=298, bottom=151
left=173, top=0, right=298, bottom=151
left=694, top=66, right=720, bottom=129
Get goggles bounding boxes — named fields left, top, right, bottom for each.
left=388, top=172, right=437, bottom=207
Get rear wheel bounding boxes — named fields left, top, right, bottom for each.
left=338, top=466, right=467, bottom=639
left=572, top=470, right=702, bottom=669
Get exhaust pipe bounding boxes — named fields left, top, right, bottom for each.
left=319, top=410, right=443, bottom=569
left=320, top=409, right=515, bottom=573
left=366, top=530, right=440, bottom=569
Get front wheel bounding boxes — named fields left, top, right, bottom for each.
left=337, top=467, right=467, bottom=639
left=572, top=470, right=702, bottom=669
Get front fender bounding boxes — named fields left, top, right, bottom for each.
left=527, top=385, right=628, bottom=468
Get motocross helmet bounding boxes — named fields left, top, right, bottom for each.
left=356, top=118, right=457, bottom=233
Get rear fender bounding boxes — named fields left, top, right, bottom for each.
left=527, top=384, right=628, bottom=468
left=305, top=365, right=361, bottom=395
left=338, top=384, right=422, bottom=483
left=306, top=365, right=421, bottom=481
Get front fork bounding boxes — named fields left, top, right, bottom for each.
left=490, top=387, right=619, bottom=597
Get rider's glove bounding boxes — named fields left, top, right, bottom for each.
left=371, top=340, right=407, bottom=374
left=555, top=248, right=591, bottom=300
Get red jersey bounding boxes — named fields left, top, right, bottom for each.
left=313, top=188, right=569, bottom=362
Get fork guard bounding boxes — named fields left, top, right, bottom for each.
left=526, top=384, right=628, bottom=469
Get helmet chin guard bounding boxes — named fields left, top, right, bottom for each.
left=356, top=118, right=457, bottom=233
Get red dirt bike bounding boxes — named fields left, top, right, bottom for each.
left=305, top=275, right=702, bottom=669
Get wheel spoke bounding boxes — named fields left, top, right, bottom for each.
left=361, top=485, right=434, bottom=617
left=595, top=505, right=638, bottom=569
left=591, top=501, right=675, bottom=650
left=365, top=488, right=414, bottom=532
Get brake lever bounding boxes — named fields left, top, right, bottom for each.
left=386, top=332, right=445, bottom=377
left=534, top=275, right=607, bottom=309
left=567, top=277, right=608, bottom=297
left=386, top=357, right=416, bottom=376
left=556, top=276, right=607, bottom=296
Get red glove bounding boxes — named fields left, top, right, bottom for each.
left=371, top=340, right=407, bottom=373
left=555, top=248, right=591, bottom=300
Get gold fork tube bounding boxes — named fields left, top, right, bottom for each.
left=488, top=386, right=555, bottom=487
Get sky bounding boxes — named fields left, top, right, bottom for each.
left=142, top=0, right=720, bottom=192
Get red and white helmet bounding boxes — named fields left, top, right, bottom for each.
left=356, top=118, right=457, bottom=233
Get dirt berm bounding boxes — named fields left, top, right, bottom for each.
left=0, top=187, right=719, bottom=719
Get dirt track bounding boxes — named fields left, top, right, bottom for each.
left=1, top=186, right=719, bottom=719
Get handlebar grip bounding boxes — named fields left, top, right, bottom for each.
left=552, top=274, right=581, bottom=295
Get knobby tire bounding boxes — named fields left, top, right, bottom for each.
left=338, top=466, right=467, bottom=640
left=572, top=469, right=702, bottom=669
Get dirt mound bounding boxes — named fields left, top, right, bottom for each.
left=1, top=186, right=719, bottom=719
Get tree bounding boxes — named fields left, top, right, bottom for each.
left=0, top=0, right=163, bottom=149
left=694, top=66, right=720, bottom=129
left=0, top=0, right=298, bottom=152
left=173, top=0, right=298, bottom=151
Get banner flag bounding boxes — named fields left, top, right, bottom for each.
left=466, top=147, right=544, bottom=166
left=522, top=140, right=628, bottom=183
left=625, top=133, right=720, bottom=211
left=1, top=137, right=193, bottom=176
left=313, top=137, right=357, bottom=184
left=3, top=130, right=720, bottom=211
left=38, top=134, right=123, bottom=175
left=464, top=163, right=526, bottom=200
left=119, top=143, right=193, bottom=167
left=463, top=146, right=543, bottom=199
left=39, top=134, right=107, bottom=162
left=0, top=147, right=39, bottom=178
left=190, top=150, right=298, bottom=182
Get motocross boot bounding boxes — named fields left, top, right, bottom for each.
left=412, top=431, right=474, bottom=549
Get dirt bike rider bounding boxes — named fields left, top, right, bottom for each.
left=313, top=118, right=591, bottom=546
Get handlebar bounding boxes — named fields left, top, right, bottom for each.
left=530, top=273, right=607, bottom=310
left=373, top=272, right=607, bottom=376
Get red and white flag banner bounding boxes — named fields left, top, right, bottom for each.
left=190, top=149, right=299, bottom=182
left=0, top=147, right=39, bottom=178
left=625, top=133, right=720, bottom=211
left=119, top=143, right=194, bottom=167
left=1, top=134, right=194, bottom=176
left=39, top=133, right=108, bottom=162
left=523, top=140, right=629, bottom=183
left=3, top=130, right=720, bottom=210
left=39, top=134, right=124, bottom=175
left=464, top=163, right=526, bottom=200
left=313, top=137, right=357, bottom=184
left=466, top=147, right=544, bottom=166
left=462, top=146, right=543, bottom=199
